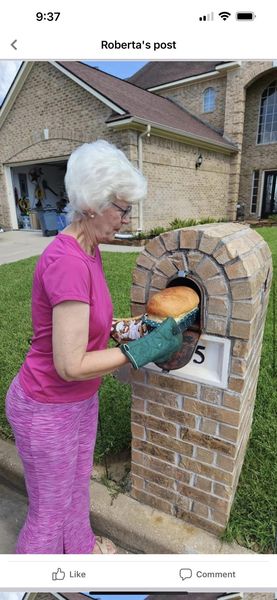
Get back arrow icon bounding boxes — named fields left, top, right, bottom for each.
left=11, top=40, right=17, bottom=50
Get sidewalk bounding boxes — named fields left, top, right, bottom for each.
left=0, top=230, right=142, bottom=265
left=0, top=437, right=253, bottom=554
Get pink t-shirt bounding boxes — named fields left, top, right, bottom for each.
left=19, top=233, right=113, bottom=403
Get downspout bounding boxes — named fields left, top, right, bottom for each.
left=137, top=124, right=151, bottom=232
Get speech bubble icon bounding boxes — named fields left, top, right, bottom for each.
left=179, top=568, right=192, bottom=580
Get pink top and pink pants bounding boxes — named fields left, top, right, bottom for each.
left=5, top=233, right=113, bottom=553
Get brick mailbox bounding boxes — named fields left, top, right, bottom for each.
left=130, top=222, right=272, bottom=535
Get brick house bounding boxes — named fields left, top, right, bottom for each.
left=20, top=594, right=276, bottom=600
left=0, top=60, right=276, bottom=232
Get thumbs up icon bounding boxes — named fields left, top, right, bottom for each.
left=52, top=567, right=65, bottom=581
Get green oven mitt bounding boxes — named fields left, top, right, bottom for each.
left=120, top=317, right=183, bottom=369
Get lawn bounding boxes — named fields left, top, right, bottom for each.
left=0, top=251, right=138, bottom=457
left=0, top=228, right=276, bottom=552
left=222, top=227, right=277, bottom=553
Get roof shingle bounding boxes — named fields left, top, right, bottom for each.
left=126, top=61, right=227, bottom=89
left=57, top=61, right=236, bottom=150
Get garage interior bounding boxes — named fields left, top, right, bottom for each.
left=11, top=160, right=67, bottom=234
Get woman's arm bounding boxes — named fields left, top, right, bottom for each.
left=52, top=301, right=129, bottom=381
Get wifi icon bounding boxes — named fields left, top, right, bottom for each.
left=219, top=11, right=231, bottom=20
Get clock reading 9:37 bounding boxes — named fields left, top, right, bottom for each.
left=36, top=12, right=61, bottom=21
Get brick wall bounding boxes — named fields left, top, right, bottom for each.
left=0, top=62, right=133, bottom=228
left=223, top=61, right=274, bottom=219
left=0, top=59, right=233, bottom=232
left=130, top=223, right=272, bottom=534
left=238, top=70, right=277, bottom=217
left=1, top=61, right=275, bottom=231
left=244, top=595, right=275, bottom=600
left=156, top=74, right=227, bottom=133
left=155, top=61, right=275, bottom=221
left=138, top=135, right=231, bottom=229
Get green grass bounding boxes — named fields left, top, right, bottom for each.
left=221, top=227, right=277, bottom=553
left=96, top=252, right=138, bottom=460
left=0, top=231, right=276, bottom=552
left=0, top=252, right=138, bottom=450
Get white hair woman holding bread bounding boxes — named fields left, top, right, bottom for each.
left=6, top=139, right=183, bottom=555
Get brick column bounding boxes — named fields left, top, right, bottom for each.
left=130, top=223, right=272, bottom=534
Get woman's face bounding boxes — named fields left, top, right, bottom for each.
left=91, top=199, right=132, bottom=244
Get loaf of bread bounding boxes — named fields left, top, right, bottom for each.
left=146, top=286, right=199, bottom=322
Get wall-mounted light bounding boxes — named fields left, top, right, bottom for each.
left=195, top=153, right=203, bottom=169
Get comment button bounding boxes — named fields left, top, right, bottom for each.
left=179, top=568, right=193, bottom=580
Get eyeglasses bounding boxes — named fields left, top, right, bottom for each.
left=111, top=201, right=132, bottom=220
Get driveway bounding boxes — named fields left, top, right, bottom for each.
left=0, top=230, right=142, bottom=265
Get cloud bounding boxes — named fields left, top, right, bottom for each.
left=0, top=594, right=26, bottom=600
left=0, top=60, right=22, bottom=105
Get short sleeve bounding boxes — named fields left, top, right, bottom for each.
left=41, top=256, right=92, bottom=307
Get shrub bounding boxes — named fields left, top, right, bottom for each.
left=198, top=216, right=227, bottom=224
left=148, top=226, right=167, bottom=237
left=169, top=217, right=198, bottom=228
left=134, top=216, right=229, bottom=240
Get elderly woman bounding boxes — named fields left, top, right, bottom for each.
left=5, top=140, right=182, bottom=554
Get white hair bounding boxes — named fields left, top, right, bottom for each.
left=64, top=139, right=147, bottom=221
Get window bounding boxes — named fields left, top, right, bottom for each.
left=203, top=87, right=216, bottom=112
left=257, top=81, right=277, bottom=144
left=251, top=170, right=259, bottom=213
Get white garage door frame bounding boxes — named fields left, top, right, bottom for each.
left=4, top=155, right=69, bottom=230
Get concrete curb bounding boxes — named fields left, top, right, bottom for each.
left=0, top=437, right=253, bottom=554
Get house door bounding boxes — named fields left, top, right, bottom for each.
left=261, top=171, right=277, bottom=218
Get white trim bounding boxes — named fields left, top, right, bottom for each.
left=218, top=594, right=243, bottom=600
left=256, top=79, right=277, bottom=145
left=257, top=83, right=264, bottom=144
left=147, top=61, right=241, bottom=91
left=0, top=60, right=126, bottom=131
left=203, top=86, right=216, bottom=113
left=0, top=62, right=33, bottom=129
left=216, top=60, right=242, bottom=71
left=258, top=170, right=265, bottom=218
left=260, top=168, right=277, bottom=217
left=4, top=165, right=18, bottom=229
left=257, top=140, right=277, bottom=146
left=4, top=156, right=68, bottom=229
left=148, top=70, right=220, bottom=91
left=50, top=61, right=125, bottom=115
left=107, top=115, right=237, bottom=153
left=250, top=169, right=260, bottom=214
left=7, top=155, right=69, bottom=168
left=50, top=593, right=66, bottom=600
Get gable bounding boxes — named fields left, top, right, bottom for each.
left=0, top=62, right=114, bottom=164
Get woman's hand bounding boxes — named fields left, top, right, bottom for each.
left=120, top=317, right=183, bottom=369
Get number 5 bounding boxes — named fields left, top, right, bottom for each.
left=193, top=345, right=206, bottom=364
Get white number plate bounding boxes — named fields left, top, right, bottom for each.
left=148, top=334, right=231, bottom=389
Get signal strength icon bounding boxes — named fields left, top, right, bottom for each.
left=199, top=12, right=214, bottom=21
left=218, top=11, right=231, bottom=20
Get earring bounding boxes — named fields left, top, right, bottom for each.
left=90, top=213, right=95, bottom=219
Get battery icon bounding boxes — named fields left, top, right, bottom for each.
left=236, top=11, right=255, bottom=20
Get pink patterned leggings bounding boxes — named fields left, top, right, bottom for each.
left=5, top=375, right=99, bottom=554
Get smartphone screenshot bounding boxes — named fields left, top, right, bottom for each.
left=0, top=0, right=276, bottom=596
